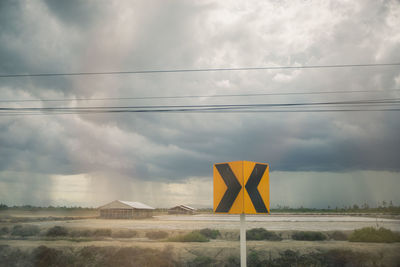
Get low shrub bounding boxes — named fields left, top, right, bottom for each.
left=92, top=228, right=111, bottom=237
left=11, top=225, right=40, bottom=237
left=244, top=249, right=373, bottom=267
left=0, top=245, right=32, bottom=266
left=0, top=226, right=9, bottom=235
left=112, top=229, right=138, bottom=238
left=68, top=228, right=112, bottom=238
left=199, top=228, right=220, bottom=239
left=349, top=227, right=400, bottom=243
left=246, top=228, right=282, bottom=241
left=145, top=230, right=169, bottom=240
left=225, top=256, right=240, bottom=267
left=291, top=231, right=327, bottom=241
left=167, top=231, right=209, bottom=242
left=330, top=231, right=348, bottom=241
left=248, top=250, right=262, bottom=266
left=187, top=255, right=214, bottom=267
left=69, top=229, right=92, bottom=237
left=320, top=249, right=373, bottom=266
left=46, top=226, right=68, bottom=237
left=33, top=245, right=74, bottom=267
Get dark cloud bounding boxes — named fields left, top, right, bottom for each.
left=0, top=0, right=399, bottom=206
left=43, top=0, right=101, bottom=28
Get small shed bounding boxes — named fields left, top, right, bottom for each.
left=168, top=204, right=196, bottom=215
left=98, top=200, right=155, bottom=219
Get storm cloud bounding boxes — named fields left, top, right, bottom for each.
left=0, top=0, right=399, bottom=207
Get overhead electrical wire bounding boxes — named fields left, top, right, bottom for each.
left=1, top=98, right=399, bottom=116
left=0, top=62, right=399, bottom=78
left=1, top=62, right=399, bottom=115
left=1, top=108, right=399, bottom=116
left=1, top=97, right=399, bottom=110
left=1, top=88, right=399, bottom=103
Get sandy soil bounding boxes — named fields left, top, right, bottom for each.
left=19, top=214, right=400, bottom=231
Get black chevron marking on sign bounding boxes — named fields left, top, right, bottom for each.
left=245, top=164, right=268, bottom=213
left=215, top=163, right=242, bottom=212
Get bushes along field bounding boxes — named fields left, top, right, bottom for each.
left=199, top=228, right=220, bottom=239
left=11, top=225, right=40, bottom=237
left=167, top=231, right=209, bottom=242
left=291, top=231, right=327, bottom=241
left=246, top=228, right=282, bottom=241
left=111, top=229, right=137, bottom=238
left=145, top=230, right=169, bottom=240
left=349, top=227, right=400, bottom=243
left=1, top=245, right=394, bottom=267
left=329, top=231, right=348, bottom=241
left=46, top=226, right=68, bottom=237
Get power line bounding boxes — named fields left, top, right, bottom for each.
left=1, top=97, right=398, bottom=110
left=1, top=62, right=399, bottom=78
left=1, top=89, right=399, bottom=103
left=1, top=98, right=399, bottom=116
left=1, top=108, right=399, bottom=116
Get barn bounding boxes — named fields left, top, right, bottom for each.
left=98, top=200, right=155, bottom=219
left=168, top=204, right=196, bottom=215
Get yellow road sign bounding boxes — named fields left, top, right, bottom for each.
left=213, top=161, right=269, bottom=214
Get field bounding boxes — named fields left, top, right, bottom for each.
left=1, top=210, right=400, bottom=266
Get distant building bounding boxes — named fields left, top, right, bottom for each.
left=168, top=204, right=196, bottom=215
left=98, top=200, right=155, bottom=219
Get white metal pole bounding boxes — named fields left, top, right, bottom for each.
left=240, top=213, right=247, bottom=267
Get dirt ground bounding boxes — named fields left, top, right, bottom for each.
left=1, top=238, right=400, bottom=265
left=4, top=213, right=399, bottom=231
left=1, top=212, right=400, bottom=265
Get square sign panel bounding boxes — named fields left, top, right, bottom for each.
left=213, top=161, right=269, bottom=214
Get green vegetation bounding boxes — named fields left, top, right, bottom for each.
left=46, top=226, right=68, bottom=237
left=187, top=255, right=214, bottom=266
left=0, top=245, right=395, bottom=266
left=246, top=249, right=375, bottom=267
left=246, top=228, right=282, bottom=241
left=34, top=245, right=73, bottom=266
left=199, top=228, right=220, bottom=239
left=11, top=225, right=40, bottom=237
left=167, top=231, right=209, bottom=242
left=145, top=230, right=169, bottom=240
left=0, top=216, right=91, bottom=224
left=291, top=231, right=327, bottom=241
left=272, top=200, right=400, bottom=214
left=349, top=227, right=400, bottom=243
left=0, top=226, right=9, bottom=235
left=329, top=231, right=348, bottom=241
left=92, top=229, right=111, bottom=237
left=2, top=201, right=400, bottom=214
left=32, top=245, right=178, bottom=267
left=248, top=250, right=262, bottom=266
left=69, top=228, right=111, bottom=238
left=0, top=204, right=95, bottom=212
left=225, top=256, right=240, bottom=267
left=111, top=229, right=137, bottom=238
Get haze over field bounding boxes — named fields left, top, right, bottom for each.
left=0, top=0, right=399, bottom=208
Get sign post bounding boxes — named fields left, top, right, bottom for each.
left=213, top=161, right=269, bottom=267
left=240, top=213, right=246, bottom=267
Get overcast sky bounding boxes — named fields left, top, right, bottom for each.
left=0, top=0, right=399, bottom=208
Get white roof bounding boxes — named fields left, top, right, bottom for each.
left=180, top=204, right=196, bottom=210
left=119, top=200, right=155, bottom=210
left=170, top=204, right=196, bottom=211
left=99, top=200, right=155, bottom=210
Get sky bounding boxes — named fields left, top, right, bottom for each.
left=0, top=0, right=399, bottom=208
